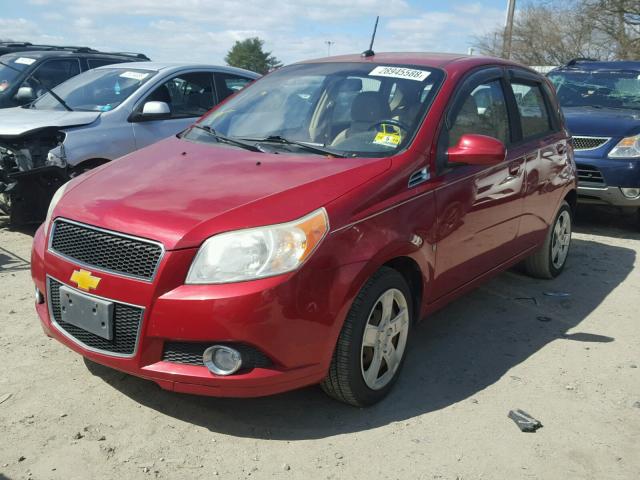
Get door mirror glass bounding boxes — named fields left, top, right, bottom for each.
left=15, top=86, right=35, bottom=102
left=447, top=133, right=506, bottom=166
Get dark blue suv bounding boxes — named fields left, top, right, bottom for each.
left=548, top=60, right=640, bottom=219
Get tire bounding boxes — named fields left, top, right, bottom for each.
left=522, top=200, right=572, bottom=279
left=321, top=267, right=413, bottom=407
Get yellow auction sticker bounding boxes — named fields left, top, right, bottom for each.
left=373, top=131, right=401, bottom=148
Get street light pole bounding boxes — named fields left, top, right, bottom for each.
left=503, top=0, right=516, bottom=59
left=325, top=40, right=335, bottom=57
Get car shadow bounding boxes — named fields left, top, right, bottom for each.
left=574, top=205, right=639, bottom=239
left=84, top=237, right=634, bottom=440
left=0, top=245, right=31, bottom=273
left=0, top=214, right=39, bottom=237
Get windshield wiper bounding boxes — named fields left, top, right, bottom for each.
left=190, top=125, right=264, bottom=153
left=240, top=135, right=347, bottom=158
left=0, top=60, right=73, bottom=112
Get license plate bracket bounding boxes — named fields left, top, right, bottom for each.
left=59, top=286, right=114, bottom=340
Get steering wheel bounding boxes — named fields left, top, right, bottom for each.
left=369, top=119, right=411, bottom=133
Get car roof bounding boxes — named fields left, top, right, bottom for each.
left=295, top=52, right=537, bottom=74
left=94, top=61, right=260, bottom=78
left=0, top=50, right=147, bottom=61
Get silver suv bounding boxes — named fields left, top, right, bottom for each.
left=0, top=62, right=259, bottom=223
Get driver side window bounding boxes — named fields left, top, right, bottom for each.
left=447, top=80, right=510, bottom=148
left=142, top=72, right=215, bottom=119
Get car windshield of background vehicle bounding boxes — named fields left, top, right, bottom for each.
left=185, top=62, right=444, bottom=157
left=549, top=70, right=640, bottom=110
left=0, top=57, right=31, bottom=96
left=31, top=68, right=156, bottom=112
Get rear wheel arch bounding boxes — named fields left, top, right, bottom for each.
left=564, top=188, right=577, bottom=214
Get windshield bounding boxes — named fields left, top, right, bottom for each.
left=31, top=68, right=156, bottom=112
left=549, top=69, right=640, bottom=110
left=186, top=62, right=444, bottom=157
left=0, top=57, right=31, bottom=96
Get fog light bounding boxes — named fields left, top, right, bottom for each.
left=35, top=287, right=44, bottom=304
left=620, top=187, right=640, bottom=199
left=203, top=345, right=242, bottom=376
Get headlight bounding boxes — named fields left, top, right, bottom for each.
left=609, top=134, right=640, bottom=158
left=45, top=182, right=70, bottom=226
left=186, top=208, right=329, bottom=284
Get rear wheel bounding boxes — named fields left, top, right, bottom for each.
left=321, top=267, right=412, bottom=406
left=522, top=200, right=572, bottom=279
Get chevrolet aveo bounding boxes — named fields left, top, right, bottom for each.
left=32, top=53, right=577, bottom=406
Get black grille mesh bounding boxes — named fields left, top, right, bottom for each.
left=573, top=136, right=609, bottom=151
left=163, top=342, right=272, bottom=370
left=49, top=278, right=143, bottom=355
left=50, top=220, right=162, bottom=280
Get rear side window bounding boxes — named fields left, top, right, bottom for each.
left=511, top=82, right=552, bottom=139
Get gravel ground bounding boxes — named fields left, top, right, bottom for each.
left=0, top=208, right=639, bottom=480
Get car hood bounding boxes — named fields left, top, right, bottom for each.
left=0, top=107, right=100, bottom=137
left=55, top=136, right=391, bottom=250
left=562, top=106, right=640, bottom=138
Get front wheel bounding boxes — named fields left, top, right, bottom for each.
left=522, top=200, right=572, bottom=279
left=321, top=267, right=412, bottom=406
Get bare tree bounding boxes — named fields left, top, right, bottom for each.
left=475, top=0, right=636, bottom=64
left=583, top=0, right=640, bottom=59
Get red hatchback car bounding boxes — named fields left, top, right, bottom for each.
left=31, top=53, right=576, bottom=406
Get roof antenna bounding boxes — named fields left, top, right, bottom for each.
left=361, top=16, right=379, bottom=58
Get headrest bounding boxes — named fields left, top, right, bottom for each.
left=351, top=91, right=391, bottom=122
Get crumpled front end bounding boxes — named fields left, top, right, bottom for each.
left=0, top=129, right=68, bottom=223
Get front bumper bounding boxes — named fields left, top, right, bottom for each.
left=31, top=223, right=357, bottom=398
left=575, top=153, right=640, bottom=207
left=577, top=185, right=640, bottom=207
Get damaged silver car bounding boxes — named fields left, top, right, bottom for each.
left=0, top=61, right=259, bottom=223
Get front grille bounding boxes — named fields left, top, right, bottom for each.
left=163, top=342, right=272, bottom=370
left=573, top=136, right=610, bottom=151
left=50, top=220, right=163, bottom=280
left=48, top=278, right=143, bottom=356
left=577, top=164, right=606, bottom=187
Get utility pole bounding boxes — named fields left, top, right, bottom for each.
left=502, top=0, right=516, bottom=59
left=325, top=40, right=334, bottom=57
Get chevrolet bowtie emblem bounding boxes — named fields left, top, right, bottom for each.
left=70, top=269, right=101, bottom=291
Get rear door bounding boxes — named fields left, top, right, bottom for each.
left=131, top=71, right=216, bottom=149
left=431, top=67, right=526, bottom=299
left=506, top=69, right=570, bottom=250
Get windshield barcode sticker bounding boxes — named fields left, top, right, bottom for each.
left=15, top=57, right=36, bottom=66
left=369, top=66, right=430, bottom=82
left=119, top=71, right=149, bottom=81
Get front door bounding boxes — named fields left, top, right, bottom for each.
left=432, top=70, right=526, bottom=299
left=132, top=71, right=216, bottom=149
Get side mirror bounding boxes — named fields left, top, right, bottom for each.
left=447, top=134, right=506, bottom=166
left=131, top=101, right=171, bottom=122
left=15, top=86, right=35, bottom=102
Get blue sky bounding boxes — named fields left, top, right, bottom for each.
left=1, top=1, right=510, bottom=65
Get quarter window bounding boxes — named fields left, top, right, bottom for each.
left=447, top=80, right=510, bottom=148
left=511, top=82, right=552, bottom=139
